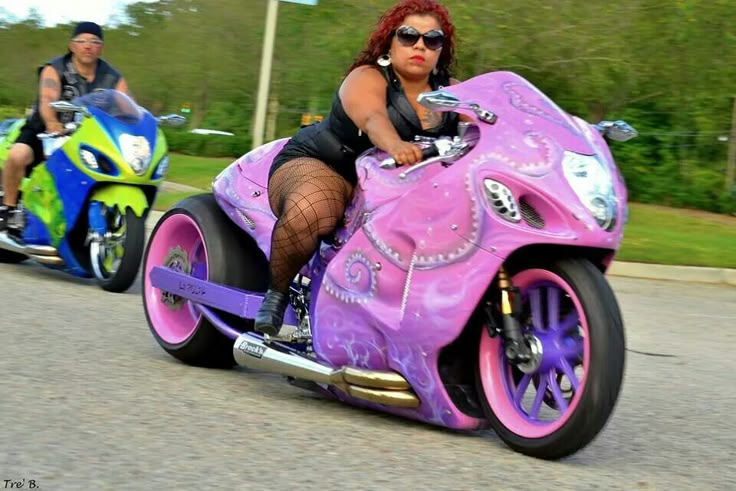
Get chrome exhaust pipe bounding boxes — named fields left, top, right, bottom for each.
left=0, top=233, right=61, bottom=257
left=233, top=333, right=420, bottom=408
left=29, top=254, right=65, bottom=266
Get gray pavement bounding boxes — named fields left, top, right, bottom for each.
left=0, top=200, right=732, bottom=490
left=1, top=264, right=734, bottom=490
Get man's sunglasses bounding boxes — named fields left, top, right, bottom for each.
left=395, top=25, right=445, bottom=51
left=71, top=38, right=104, bottom=46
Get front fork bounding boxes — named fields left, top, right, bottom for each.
left=88, top=201, right=108, bottom=237
left=484, top=266, right=534, bottom=366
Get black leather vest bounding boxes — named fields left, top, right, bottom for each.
left=27, top=53, right=122, bottom=129
left=284, top=65, right=458, bottom=185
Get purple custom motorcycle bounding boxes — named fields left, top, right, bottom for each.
left=142, top=71, right=637, bottom=459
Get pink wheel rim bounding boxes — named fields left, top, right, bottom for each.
left=143, top=213, right=208, bottom=344
left=478, top=269, right=591, bottom=438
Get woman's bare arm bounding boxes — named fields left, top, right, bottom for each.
left=339, top=66, right=423, bottom=165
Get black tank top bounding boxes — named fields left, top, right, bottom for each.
left=26, top=53, right=122, bottom=130
left=276, top=65, right=459, bottom=185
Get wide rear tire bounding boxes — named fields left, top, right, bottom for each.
left=142, top=193, right=269, bottom=368
left=476, top=258, right=625, bottom=459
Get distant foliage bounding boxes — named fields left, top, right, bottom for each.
left=1, top=0, right=734, bottom=212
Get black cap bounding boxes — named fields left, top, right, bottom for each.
left=72, top=21, right=103, bottom=41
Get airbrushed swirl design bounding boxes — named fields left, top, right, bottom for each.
left=470, top=132, right=561, bottom=177
left=323, top=331, right=388, bottom=368
left=322, top=251, right=378, bottom=304
left=360, top=174, right=483, bottom=270
left=504, top=81, right=580, bottom=136
left=385, top=342, right=462, bottom=426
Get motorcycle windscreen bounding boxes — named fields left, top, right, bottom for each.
left=73, top=89, right=145, bottom=125
left=441, top=71, right=597, bottom=157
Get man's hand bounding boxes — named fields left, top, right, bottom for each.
left=45, top=121, right=65, bottom=135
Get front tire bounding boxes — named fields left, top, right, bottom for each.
left=142, top=193, right=269, bottom=368
left=476, top=258, right=625, bottom=459
left=90, top=206, right=145, bottom=293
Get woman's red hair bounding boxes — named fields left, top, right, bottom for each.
left=347, top=0, right=456, bottom=79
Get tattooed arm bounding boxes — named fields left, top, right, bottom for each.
left=38, top=65, right=64, bottom=134
left=115, top=77, right=133, bottom=98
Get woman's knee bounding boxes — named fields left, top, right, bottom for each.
left=279, top=197, right=320, bottom=236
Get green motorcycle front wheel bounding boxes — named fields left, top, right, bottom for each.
left=89, top=205, right=145, bottom=293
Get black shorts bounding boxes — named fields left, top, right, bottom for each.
left=268, top=123, right=359, bottom=187
left=15, top=123, right=46, bottom=166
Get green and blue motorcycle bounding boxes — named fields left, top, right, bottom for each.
left=0, top=89, right=185, bottom=292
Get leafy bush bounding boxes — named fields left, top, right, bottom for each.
left=0, top=105, right=25, bottom=120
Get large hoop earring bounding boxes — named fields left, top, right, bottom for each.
left=377, top=53, right=391, bottom=67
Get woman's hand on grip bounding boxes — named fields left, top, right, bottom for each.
left=389, top=141, right=423, bottom=166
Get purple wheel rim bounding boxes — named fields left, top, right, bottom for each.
left=478, top=269, right=590, bottom=438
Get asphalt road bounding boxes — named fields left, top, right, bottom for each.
left=1, top=261, right=735, bottom=490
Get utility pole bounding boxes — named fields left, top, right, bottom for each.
left=727, top=95, right=736, bottom=192
left=252, top=0, right=279, bottom=150
left=252, top=0, right=318, bottom=150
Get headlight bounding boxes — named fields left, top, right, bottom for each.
left=119, top=134, right=152, bottom=175
left=562, top=151, right=617, bottom=231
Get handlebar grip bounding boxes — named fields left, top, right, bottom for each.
left=380, top=145, right=440, bottom=169
left=379, top=157, right=397, bottom=169
left=37, top=132, right=64, bottom=140
left=421, top=145, right=439, bottom=159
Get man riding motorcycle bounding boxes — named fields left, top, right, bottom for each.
left=0, top=21, right=130, bottom=242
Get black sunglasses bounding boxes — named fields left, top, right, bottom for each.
left=395, top=25, right=445, bottom=51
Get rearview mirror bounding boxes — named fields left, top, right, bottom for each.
left=50, top=100, right=91, bottom=118
left=417, top=90, right=461, bottom=111
left=50, top=101, right=84, bottom=113
left=417, top=89, right=497, bottom=124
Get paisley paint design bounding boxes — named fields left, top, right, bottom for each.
left=321, top=251, right=378, bottom=304
left=22, top=166, right=66, bottom=246
left=503, top=81, right=581, bottom=136
left=469, top=131, right=562, bottom=178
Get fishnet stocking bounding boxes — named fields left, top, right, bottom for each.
left=267, top=158, right=353, bottom=293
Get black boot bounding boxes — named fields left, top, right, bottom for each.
left=0, top=205, right=9, bottom=233
left=0, top=205, right=22, bottom=242
left=0, top=205, right=15, bottom=234
left=254, top=289, right=289, bottom=336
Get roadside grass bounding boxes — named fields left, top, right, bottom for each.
left=159, top=153, right=736, bottom=269
left=152, top=190, right=204, bottom=211
left=616, top=203, right=736, bottom=269
left=165, top=153, right=234, bottom=190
